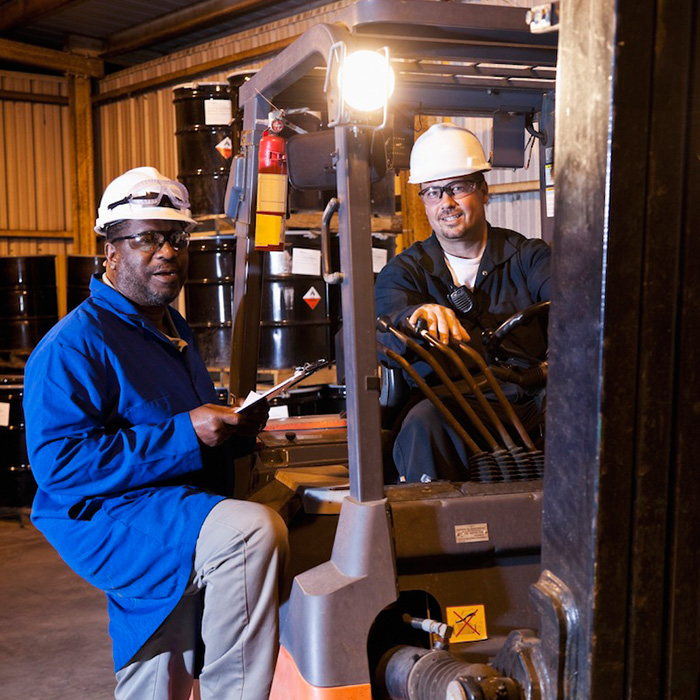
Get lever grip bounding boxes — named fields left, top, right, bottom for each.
left=376, top=315, right=394, bottom=333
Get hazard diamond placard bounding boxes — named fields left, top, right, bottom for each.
left=446, top=605, right=488, bottom=643
left=215, top=136, right=233, bottom=159
left=303, top=286, right=321, bottom=310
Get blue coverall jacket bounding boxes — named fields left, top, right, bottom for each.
left=375, top=226, right=551, bottom=386
left=23, top=277, right=242, bottom=670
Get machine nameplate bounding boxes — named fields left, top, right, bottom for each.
left=454, top=523, right=489, bottom=543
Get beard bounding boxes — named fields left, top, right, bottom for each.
left=113, top=258, right=186, bottom=309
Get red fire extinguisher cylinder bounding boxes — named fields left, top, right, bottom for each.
left=255, top=130, right=288, bottom=249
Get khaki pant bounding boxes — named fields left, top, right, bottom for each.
left=115, top=500, right=289, bottom=700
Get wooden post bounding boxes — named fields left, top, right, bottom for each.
left=68, top=74, right=96, bottom=255
left=397, top=115, right=439, bottom=250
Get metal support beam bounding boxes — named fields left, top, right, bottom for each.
left=335, top=126, right=384, bottom=503
left=0, top=89, right=68, bottom=106
left=0, top=229, right=72, bottom=239
left=68, top=75, right=96, bottom=255
left=0, top=37, right=103, bottom=77
left=0, top=0, right=80, bottom=32
left=94, top=37, right=294, bottom=105
left=229, top=93, right=267, bottom=402
left=105, top=0, right=289, bottom=58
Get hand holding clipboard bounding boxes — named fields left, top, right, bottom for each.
left=234, top=359, right=331, bottom=413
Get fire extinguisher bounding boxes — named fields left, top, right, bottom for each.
left=255, top=129, right=287, bottom=251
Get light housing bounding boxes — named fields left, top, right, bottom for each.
left=338, top=49, right=395, bottom=113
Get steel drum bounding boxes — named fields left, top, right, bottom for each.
left=259, top=232, right=333, bottom=370
left=67, top=255, right=105, bottom=311
left=0, top=256, right=58, bottom=352
left=0, top=376, right=35, bottom=507
left=184, top=236, right=236, bottom=368
left=173, top=82, right=232, bottom=218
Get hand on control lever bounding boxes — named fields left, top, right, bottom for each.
left=407, top=304, right=470, bottom=344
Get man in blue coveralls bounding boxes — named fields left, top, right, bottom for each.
left=23, top=167, right=288, bottom=700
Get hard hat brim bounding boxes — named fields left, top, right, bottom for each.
left=95, top=206, right=197, bottom=235
left=408, top=163, right=491, bottom=185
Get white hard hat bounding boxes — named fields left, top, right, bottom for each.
left=95, top=166, right=197, bottom=234
left=408, top=123, right=491, bottom=184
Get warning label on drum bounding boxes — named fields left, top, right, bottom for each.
left=0, top=402, right=9, bottom=428
left=215, top=136, right=233, bottom=159
left=292, top=248, right=321, bottom=276
left=204, top=99, right=232, bottom=125
left=303, top=286, right=321, bottom=310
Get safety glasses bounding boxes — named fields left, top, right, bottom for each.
left=110, top=230, right=190, bottom=252
left=107, top=178, right=190, bottom=212
left=418, top=178, right=482, bottom=203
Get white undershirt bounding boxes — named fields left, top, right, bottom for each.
left=443, top=251, right=483, bottom=290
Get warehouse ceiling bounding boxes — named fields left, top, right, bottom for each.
left=0, top=0, right=333, bottom=74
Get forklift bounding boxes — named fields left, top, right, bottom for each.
left=223, top=0, right=700, bottom=698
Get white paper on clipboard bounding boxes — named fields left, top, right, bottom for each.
left=234, top=360, right=328, bottom=413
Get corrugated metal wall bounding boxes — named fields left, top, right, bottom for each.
left=0, top=70, right=74, bottom=257
left=457, top=116, right=542, bottom=239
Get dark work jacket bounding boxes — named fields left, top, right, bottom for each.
left=24, top=276, right=254, bottom=671
left=375, top=226, right=551, bottom=387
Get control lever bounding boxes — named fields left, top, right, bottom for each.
left=450, top=336, right=546, bottom=481
left=376, top=342, right=482, bottom=458
left=451, top=337, right=536, bottom=450
left=377, top=316, right=499, bottom=452
left=409, top=317, right=517, bottom=451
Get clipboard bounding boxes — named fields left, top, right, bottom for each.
left=234, top=358, right=330, bottom=413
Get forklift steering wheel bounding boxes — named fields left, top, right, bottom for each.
left=482, top=300, right=550, bottom=366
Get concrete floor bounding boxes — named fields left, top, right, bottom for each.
left=0, top=510, right=115, bottom=699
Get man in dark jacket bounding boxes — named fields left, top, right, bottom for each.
left=375, top=124, right=551, bottom=482
left=24, top=167, right=288, bottom=700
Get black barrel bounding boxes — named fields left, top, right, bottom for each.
left=67, top=255, right=105, bottom=311
left=184, top=236, right=236, bottom=368
left=0, top=376, right=35, bottom=508
left=259, top=232, right=333, bottom=370
left=0, top=256, right=58, bottom=352
left=173, top=83, right=233, bottom=218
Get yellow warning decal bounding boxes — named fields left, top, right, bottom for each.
left=446, top=604, right=488, bottom=643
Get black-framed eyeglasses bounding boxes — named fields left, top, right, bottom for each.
left=418, top=179, right=482, bottom=203
left=110, top=230, right=190, bottom=252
